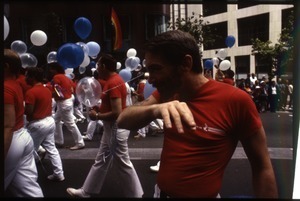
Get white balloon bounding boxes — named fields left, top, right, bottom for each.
left=80, top=53, right=90, bottom=67
left=47, top=51, right=57, bottom=63
left=65, top=68, right=74, bottom=74
left=11, top=40, right=27, bottom=55
left=4, top=16, right=9, bottom=41
left=217, top=49, right=228, bottom=60
left=219, top=60, right=231, bottom=71
left=30, top=30, right=47, bottom=46
left=76, top=42, right=90, bottom=55
left=126, top=48, right=137, bottom=57
left=116, top=62, right=122, bottom=70
left=212, top=57, right=219, bottom=67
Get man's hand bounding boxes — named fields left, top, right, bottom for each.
left=154, top=100, right=196, bottom=133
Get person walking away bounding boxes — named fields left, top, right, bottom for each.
left=24, top=67, right=65, bottom=182
left=47, top=62, right=85, bottom=150
left=117, top=30, right=278, bottom=198
left=66, top=53, right=143, bottom=197
left=4, top=49, right=44, bottom=197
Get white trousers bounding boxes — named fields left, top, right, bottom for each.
left=5, top=128, right=44, bottom=197
left=54, top=97, right=84, bottom=146
left=85, top=120, right=103, bottom=140
left=82, top=121, right=144, bottom=197
left=27, top=116, right=64, bottom=177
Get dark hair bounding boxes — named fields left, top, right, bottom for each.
left=26, top=67, right=45, bottom=83
left=47, top=62, right=65, bottom=74
left=98, top=53, right=117, bottom=72
left=4, top=49, right=22, bottom=77
left=144, top=30, right=202, bottom=73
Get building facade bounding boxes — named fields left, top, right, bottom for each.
left=170, top=3, right=294, bottom=81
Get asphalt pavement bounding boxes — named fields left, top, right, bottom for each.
left=4, top=110, right=294, bottom=198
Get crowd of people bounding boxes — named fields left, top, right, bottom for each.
left=5, top=29, right=279, bottom=198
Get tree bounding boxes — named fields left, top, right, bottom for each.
left=167, top=12, right=216, bottom=54
left=251, top=10, right=294, bottom=79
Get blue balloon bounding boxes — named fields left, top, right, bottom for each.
left=144, top=80, right=156, bottom=99
left=225, top=35, right=235, bottom=48
left=119, top=69, right=132, bottom=82
left=204, top=59, right=213, bottom=69
left=57, top=43, right=84, bottom=69
left=74, top=17, right=92, bottom=40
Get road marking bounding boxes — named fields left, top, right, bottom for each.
left=55, top=147, right=293, bottom=160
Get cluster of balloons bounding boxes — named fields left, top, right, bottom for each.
left=204, top=35, right=236, bottom=71
left=10, top=40, right=38, bottom=68
left=119, top=48, right=142, bottom=82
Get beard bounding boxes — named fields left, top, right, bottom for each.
left=156, top=77, right=182, bottom=102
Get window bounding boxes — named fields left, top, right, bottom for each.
left=235, top=55, right=250, bottom=80
left=203, top=21, right=227, bottom=50
left=202, top=1, right=227, bottom=17
left=238, top=13, right=269, bottom=46
left=145, top=14, right=169, bottom=40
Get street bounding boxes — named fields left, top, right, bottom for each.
left=7, top=111, right=294, bottom=198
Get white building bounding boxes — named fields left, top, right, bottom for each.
left=170, top=3, right=294, bottom=81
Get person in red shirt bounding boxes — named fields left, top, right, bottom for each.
left=66, top=53, right=143, bottom=198
left=48, top=62, right=85, bottom=150
left=4, top=49, right=44, bottom=197
left=24, top=67, right=65, bottom=182
left=117, top=30, right=278, bottom=198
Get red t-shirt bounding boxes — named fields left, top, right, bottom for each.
left=16, top=74, right=32, bottom=96
left=99, top=74, right=127, bottom=113
left=25, top=84, right=53, bottom=121
left=4, top=79, right=25, bottom=131
left=136, top=80, right=146, bottom=101
left=52, top=74, right=74, bottom=100
left=156, top=79, right=262, bottom=197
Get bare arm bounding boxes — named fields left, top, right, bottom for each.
left=24, top=103, right=34, bottom=122
left=89, top=97, right=122, bottom=122
left=117, top=95, right=196, bottom=133
left=240, top=126, right=278, bottom=198
left=4, top=104, right=16, bottom=158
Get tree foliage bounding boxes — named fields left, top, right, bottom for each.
left=167, top=12, right=215, bottom=51
left=251, top=10, right=294, bottom=78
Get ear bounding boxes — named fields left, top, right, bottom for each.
left=180, top=54, right=193, bottom=72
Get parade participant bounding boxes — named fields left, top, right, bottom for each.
left=4, top=49, right=44, bottom=197
left=24, top=67, right=65, bottom=182
left=66, top=53, right=143, bottom=198
left=117, top=30, right=278, bottom=198
left=48, top=62, right=85, bottom=150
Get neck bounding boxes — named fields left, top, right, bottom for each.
left=178, top=73, right=208, bottom=101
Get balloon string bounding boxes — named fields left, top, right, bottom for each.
left=102, top=72, right=145, bottom=94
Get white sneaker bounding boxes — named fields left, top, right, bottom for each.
left=47, top=174, right=65, bottom=182
left=150, top=161, right=160, bottom=172
left=66, top=188, right=91, bottom=198
left=82, top=135, right=92, bottom=141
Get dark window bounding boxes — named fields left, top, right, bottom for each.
left=237, top=13, right=269, bottom=46
left=202, top=1, right=227, bottom=17
left=145, top=14, right=169, bottom=40
left=203, top=21, right=227, bottom=50
left=235, top=55, right=250, bottom=74
left=237, top=2, right=259, bottom=9
left=282, top=7, right=294, bottom=30
left=255, top=54, right=271, bottom=74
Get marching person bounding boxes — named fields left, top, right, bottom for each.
left=116, top=30, right=278, bottom=198
left=4, top=49, right=44, bottom=197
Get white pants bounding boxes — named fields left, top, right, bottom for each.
left=27, top=116, right=64, bottom=177
left=5, top=128, right=44, bottom=197
left=82, top=121, right=143, bottom=197
left=54, top=97, right=84, bottom=146
left=85, top=120, right=103, bottom=140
